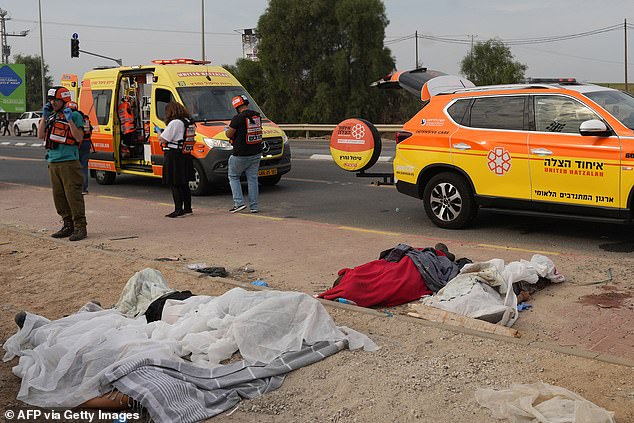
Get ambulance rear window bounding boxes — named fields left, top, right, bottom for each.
left=177, top=86, right=263, bottom=122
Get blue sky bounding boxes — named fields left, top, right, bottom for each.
left=2, top=0, right=632, bottom=84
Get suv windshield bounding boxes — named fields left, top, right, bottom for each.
left=176, top=86, right=264, bottom=122
left=583, top=90, right=634, bottom=130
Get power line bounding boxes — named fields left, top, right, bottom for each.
left=12, top=18, right=237, bottom=36
left=388, top=23, right=629, bottom=47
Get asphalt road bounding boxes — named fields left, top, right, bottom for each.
left=1, top=135, right=634, bottom=257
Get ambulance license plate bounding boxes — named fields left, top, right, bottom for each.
left=258, top=168, right=277, bottom=177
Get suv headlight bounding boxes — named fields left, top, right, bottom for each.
left=282, top=133, right=289, bottom=144
left=203, top=138, right=233, bottom=150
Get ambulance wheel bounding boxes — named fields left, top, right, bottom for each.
left=423, top=172, right=476, bottom=229
left=259, top=174, right=281, bottom=186
left=189, top=160, right=210, bottom=196
left=14, top=125, right=20, bottom=136
left=31, top=124, right=37, bottom=136
left=95, top=170, right=116, bottom=185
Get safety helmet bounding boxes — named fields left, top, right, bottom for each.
left=67, top=101, right=78, bottom=111
left=231, top=95, right=249, bottom=109
left=47, top=86, right=72, bottom=103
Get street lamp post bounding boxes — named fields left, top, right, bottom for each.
left=201, top=0, right=205, bottom=61
left=38, top=0, right=45, bottom=105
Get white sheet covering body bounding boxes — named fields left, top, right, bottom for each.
left=3, top=280, right=377, bottom=408
left=422, top=255, right=564, bottom=327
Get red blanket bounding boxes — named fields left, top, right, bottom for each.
left=317, top=256, right=432, bottom=307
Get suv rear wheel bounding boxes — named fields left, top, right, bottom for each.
left=31, top=124, right=38, bottom=136
left=423, top=172, right=476, bottom=229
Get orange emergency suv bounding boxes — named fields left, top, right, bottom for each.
left=346, top=70, right=634, bottom=228
left=67, top=58, right=291, bottom=195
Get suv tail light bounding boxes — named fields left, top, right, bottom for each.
left=396, top=131, right=412, bottom=144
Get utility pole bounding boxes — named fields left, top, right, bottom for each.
left=415, top=30, right=419, bottom=68
left=625, top=19, right=629, bottom=93
left=201, top=0, right=205, bottom=61
left=0, top=8, right=29, bottom=64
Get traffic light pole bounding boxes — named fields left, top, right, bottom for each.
left=77, top=49, right=122, bottom=66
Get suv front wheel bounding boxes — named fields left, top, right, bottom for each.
left=423, top=172, right=476, bottom=229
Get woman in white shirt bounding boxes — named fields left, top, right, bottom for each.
left=158, top=102, right=195, bottom=217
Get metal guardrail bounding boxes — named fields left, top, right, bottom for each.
left=278, top=123, right=402, bottom=139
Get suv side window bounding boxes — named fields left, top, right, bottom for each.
left=534, top=95, right=601, bottom=134
left=447, top=99, right=470, bottom=124
left=468, top=96, right=525, bottom=130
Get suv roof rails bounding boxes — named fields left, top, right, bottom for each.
left=446, top=83, right=559, bottom=94
left=92, top=66, right=118, bottom=70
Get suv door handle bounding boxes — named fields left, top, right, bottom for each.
left=453, top=143, right=471, bottom=150
left=531, top=148, right=552, bottom=156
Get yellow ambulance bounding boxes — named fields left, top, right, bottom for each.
left=73, top=58, right=290, bottom=195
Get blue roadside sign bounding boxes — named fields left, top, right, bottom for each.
left=0, top=64, right=26, bottom=113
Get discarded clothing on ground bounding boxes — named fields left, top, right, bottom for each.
left=317, top=243, right=462, bottom=307
left=195, top=266, right=229, bottom=277
left=422, top=254, right=564, bottom=327
left=3, top=269, right=378, bottom=419
left=476, top=382, right=615, bottom=423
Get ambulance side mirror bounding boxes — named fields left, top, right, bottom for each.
left=579, top=119, right=611, bottom=137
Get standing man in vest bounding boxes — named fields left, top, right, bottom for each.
left=225, top=95, right=263, bottom=213
left=118, top=97, right=136, bottom=156
left=67, top=101, right=93, bottom=194
left=37, top=86, right=88, bottom=241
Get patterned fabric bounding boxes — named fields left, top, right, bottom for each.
left=105, top=341, right=345, bottom=423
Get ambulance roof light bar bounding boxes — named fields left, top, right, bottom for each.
left=152, top=58, right=212, bottom=65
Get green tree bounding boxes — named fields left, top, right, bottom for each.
left=460, top=39, right=527, bottom=86
left=11, top=54, right=53, bottom=111
left=254, top=0, right=395, bottom=123
left=224, top=58, right=266, bottom=106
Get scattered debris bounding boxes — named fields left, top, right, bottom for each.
left=155, top=257, right=180, bottom=262
left=109, top=236, right=139, bottom=241
left=251, top=279, right=268, bottom=287
left=408, top=303, right=521, bottom=338
left=196, top=267, right=229, bottom=277
left=187, top=263, right=209, bottom=270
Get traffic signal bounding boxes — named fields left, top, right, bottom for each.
left=70, top=38, right=80, bottom=58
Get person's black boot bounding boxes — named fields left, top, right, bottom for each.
left=434, top=242, right=456, bottom=262
left=69, top=227, right=87, bottom=241
left=51, top=220, right=74, bottom=238
left=14, top=311, right=26, bottom=329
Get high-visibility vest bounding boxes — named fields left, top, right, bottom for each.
left=245, top=114, right=262, bottom=145
left=45, top=113, right=78, bottom=147
left=118, top=101, right=135, bottom=134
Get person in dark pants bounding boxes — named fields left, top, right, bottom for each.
left=225, top=95, right=263, bottom=213
left=67, top=101, right=93, bottom=194
left=158, top=102, right=195, bottom=218
left=37, top=86, right=87, bottom=241
left=0, top=114, right=10, bottom=136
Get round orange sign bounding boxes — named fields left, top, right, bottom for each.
left=330, top=118, right=381, bottom=172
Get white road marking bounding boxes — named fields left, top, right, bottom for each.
left=15, top=143, right=26, bottom=146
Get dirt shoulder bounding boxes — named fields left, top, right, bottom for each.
left=1, top=183, right=634, bottom=422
